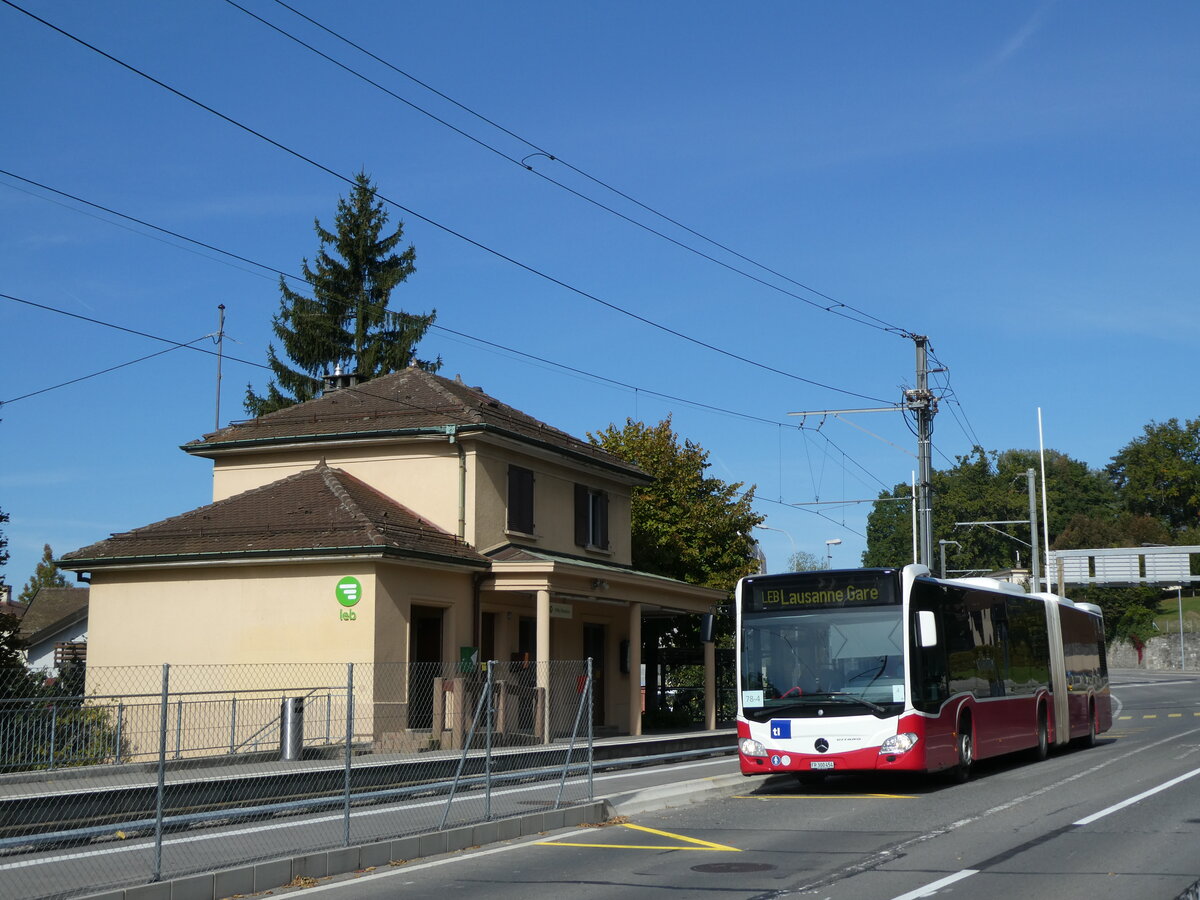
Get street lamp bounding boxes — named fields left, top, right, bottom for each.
left=824, top=538, right=842, bottom=569
left=754, top=525, right=797, bottom=572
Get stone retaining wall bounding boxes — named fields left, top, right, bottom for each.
left=1108, top=633, right=1200, bottom=671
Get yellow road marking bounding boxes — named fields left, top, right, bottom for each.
left=1144, top=714, right=1158, bottom=719
left=736, top=793, right=917, bottom=800
left=1118, top=715, right=1133, bottom=720
left=1169, top=713, right=1183, bottom=718
left=538, top=823, right=740, bottom=852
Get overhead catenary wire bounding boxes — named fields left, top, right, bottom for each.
left=0, top=336, right=212, bottom=406
left=257, top=0, right=914, bottom=339
left=0, top=168, right=872, bottom=439
left=1, top=162, right=922, bottom=545
left=1, top=0, right=892, bottom=407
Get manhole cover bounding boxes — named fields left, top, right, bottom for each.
left=691, top=863, right=776, bottom=874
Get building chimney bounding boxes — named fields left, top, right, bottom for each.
left=322, top=365, right=365, bottom=394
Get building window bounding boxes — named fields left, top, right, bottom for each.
left=575, top=484, right=609, bottom=550
left=507, top=465, right=535, bottom=534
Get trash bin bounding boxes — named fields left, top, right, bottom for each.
left=280, top=697, right=305, bottom=761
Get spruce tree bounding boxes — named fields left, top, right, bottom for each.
left=245, top=172, right=440, bottom=416
left=17, top=544, right=68, bottom=604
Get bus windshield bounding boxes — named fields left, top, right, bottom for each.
left=740, top=604, right=905, bottom=722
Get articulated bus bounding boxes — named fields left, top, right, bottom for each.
left=735, top=564, right=1111, bottom=782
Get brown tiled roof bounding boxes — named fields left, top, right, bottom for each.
left=184, top=367, right=647, bottom=480
left=60, top=462, right=489, bottom=570
left=18, top=587, right=88, bottom=644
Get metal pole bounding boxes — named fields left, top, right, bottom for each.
left=214, top=304, right=225, bottom=431
left=1038, top=408, right=1053, bottom=591
left=174, top=699, right=183, bottom=759
left=153, top=663, right=170, bottom=881
left=115, top=701, right=124, bottom=765
left=911, top=472, right=918, bottom=565
left=911, top=336, right=935, bottom=568
left=343, top=663, right=354, bottom=847
left=1028, top=469, right=1041, bottom=593
left=485, top=660, right=494, bottom=821
left=229, top=696, right=237, bottom=755
left=940, top=541, right=947, bottom=579
left=555, top=662, right=590, bottom=809
left=1180, top=587, right=1186, bottom=671
left=587, top=656, right=594, bottom=801
left=49, top=703, right=58, bottom=770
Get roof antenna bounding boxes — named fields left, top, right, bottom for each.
left=213, top=304, right=225, bottom=431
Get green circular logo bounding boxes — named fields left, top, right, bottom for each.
left=336, top=577, right=363, bottom=608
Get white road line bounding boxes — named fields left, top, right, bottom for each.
left=791, top=724, right=1200, bottom=896
left=888, top=869, right=978, bottom=899
left=1073, top=766, right=1200, bottom=826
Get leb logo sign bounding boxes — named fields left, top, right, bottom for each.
left=336, top=577, right=362, bottom=621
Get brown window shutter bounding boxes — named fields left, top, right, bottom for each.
left=574, top=483, right=590, bottom=546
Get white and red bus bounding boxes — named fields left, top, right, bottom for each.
left=735, top=564, right=1111, bottom=782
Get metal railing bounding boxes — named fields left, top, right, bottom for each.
left=0, top=659, right=597, bottom=900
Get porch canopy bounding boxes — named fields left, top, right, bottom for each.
left=485, top=546, right=727, bottom=734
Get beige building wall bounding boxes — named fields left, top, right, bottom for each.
left=84, top=561, right=386, bottom=761
left=208, top=442, right=465, bottom=538
left=204, top=436, right=636, bottom=566
left=85, top=562, right=379, bottom=669
left=473, top=448, right=634, bottom=564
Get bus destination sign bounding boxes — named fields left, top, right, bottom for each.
left=744, top=572, right=897, bottom=613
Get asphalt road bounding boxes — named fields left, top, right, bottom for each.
left=270, top=671, right=1200, bottom=900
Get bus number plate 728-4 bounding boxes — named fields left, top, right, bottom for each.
left=810, top=761, right=835, bottom=770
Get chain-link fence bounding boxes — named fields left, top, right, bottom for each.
left=0, top=659, right=594, bottom=900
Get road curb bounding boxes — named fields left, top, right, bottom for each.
left=80, top=770, right=755, bottom=900
left=606, top=771, right=769, bottom=818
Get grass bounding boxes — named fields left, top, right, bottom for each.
left=1153, top=591, right=1200, bottom=634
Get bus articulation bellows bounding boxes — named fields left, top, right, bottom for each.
left=734, top=564, right=1111, bottom=782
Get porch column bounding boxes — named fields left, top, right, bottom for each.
left=628, top=601, right=642, bottom=736
left=536, top=588, right=551, bottom=742
left=704, top=639, right=716, bottom=730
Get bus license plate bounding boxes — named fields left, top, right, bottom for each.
left=810, top=761, right=835, bottom=770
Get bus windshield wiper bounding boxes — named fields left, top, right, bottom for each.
left=820, top=693, right=890, bottom=715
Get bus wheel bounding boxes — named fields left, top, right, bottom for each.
left=950, top=724, right=973, bottom=784
left=1031, top=706, right=1049, bottom=761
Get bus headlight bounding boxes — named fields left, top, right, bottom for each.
left=739, top=738, right=766, bottom=758
left=879, top=732, right=919, bottom=755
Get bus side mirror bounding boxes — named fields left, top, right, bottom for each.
left=916, top=610, right=938, bottom=648
left=700, top=613, right=716, bottom=644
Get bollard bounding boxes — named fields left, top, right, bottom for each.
left=280, top=697, right=305, bottom=761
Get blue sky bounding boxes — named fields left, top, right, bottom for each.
left=2, top=1, right=1197, bottom=590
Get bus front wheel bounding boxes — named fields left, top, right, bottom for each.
left=950, top=723, right=973, bottom=784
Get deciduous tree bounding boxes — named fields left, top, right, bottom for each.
left=1107, top=417, right=1200, bottom=532
left=787, top=550, right=826, bottom=572
left=589, top=417, right=763, bottom=592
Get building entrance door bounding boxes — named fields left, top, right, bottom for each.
left=409, top=606, right=444, bottom=729
left=583, top=623, right=606, bottom=726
